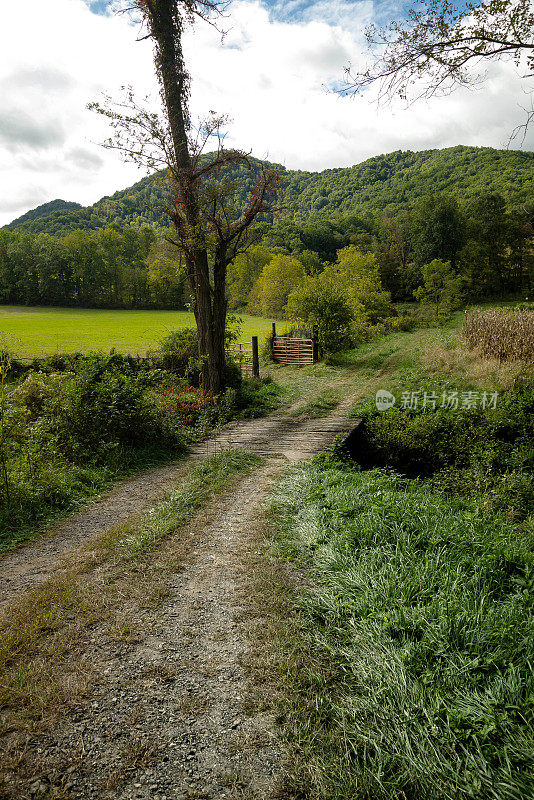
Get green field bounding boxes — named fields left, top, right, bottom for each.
left=0, top=306, right=282, bottom=357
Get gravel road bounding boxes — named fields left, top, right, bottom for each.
left=0, top=403, right=357, bottom=799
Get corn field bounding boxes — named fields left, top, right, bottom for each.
left=464, top=307, right=534, bottom=362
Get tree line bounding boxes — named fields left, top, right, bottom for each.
left=1, top=190, right=532, bottom=313
left=229, top=192, right=533, bottom=316
left=0, top=225, right=189, bottom=309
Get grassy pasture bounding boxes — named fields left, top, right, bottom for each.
left=0, top=305, right=281, bottom=357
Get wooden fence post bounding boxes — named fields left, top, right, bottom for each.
left=312, top=325, right=319, bottom=363
left=271, top=322, right=276, bottom=359
left=252, top=336, right=259, bottom=378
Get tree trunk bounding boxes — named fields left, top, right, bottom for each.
left=145, top=1, right=226, bottom=394
left=189, top=251, right=227, bottom=395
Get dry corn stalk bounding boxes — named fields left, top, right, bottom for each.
left=464, top=308, right=534, bottom=363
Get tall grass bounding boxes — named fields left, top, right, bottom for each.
left=270, top=461, right=534, bottom=800
left=464, top=308, right=534, bottom=363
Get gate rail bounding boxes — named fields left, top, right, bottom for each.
left=226, top=336, right=260, bottom=377
left=271, top=322, right=318, bottom=366
left=226, top=342, right=254, bottom=376
left=272, top=335, right=315, bottom=365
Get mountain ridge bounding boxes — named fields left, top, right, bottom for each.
left=5, top=199, right=83, bottom=229
left=5, top=145, right=533, bottom=235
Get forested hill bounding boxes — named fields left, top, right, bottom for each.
left=3, top=158, right=280, bottom=235
left=285, top=146, right=534, bottom=215
left=5, top=145, right=533, bottom=235
left=5, top=199, right=83, bottom=229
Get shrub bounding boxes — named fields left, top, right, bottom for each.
left=0, top=344, right=281, bottom=548
left=150, top=385, right=218, bottom=426
left=353, top=406, right=484, bottom=475
left=5, top=351, right=156, bottom=382
left=158, top=328, right=199, bottom=377
left=261, top=331, right=275, bottom=363
left=393, top=312, right=418, bottom=331
left=235, top=376, right=282, bottom=418
left=10, top=372, right=71, bottom=419
left=48, top=361, right=171, bottom=459
left=351, top=381, right=534, bottom=519
left=285, top=281, right=355, bottom=354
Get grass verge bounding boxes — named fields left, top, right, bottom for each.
left=0, top=444, right=184, bottom=553
left=268, top=315, right=531, bottom=419
left=259, top=458, right=533, bottom=800
left=290, top=388, right=342, bottom=418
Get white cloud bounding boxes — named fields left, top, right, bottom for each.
left=269, top=0, right=374, bottom=32
left=0, top=186, right=51, bottom=215
left=0, top=0, right=532, bottom=226
left=0, top=109, right=65, bottom=152
left=0, top=0, right=155, bottom=224
left=183, top=1, right=533, bottom=168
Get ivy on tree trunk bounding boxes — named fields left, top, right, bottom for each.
left=93, top=0, right=280, bottom=394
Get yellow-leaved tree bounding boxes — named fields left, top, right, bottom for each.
left=321, top=246, right=392, bottom=322
left=248, top=254, right=305, bottom=317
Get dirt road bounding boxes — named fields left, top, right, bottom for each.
left=0, top=404, right=357, bottom=800
left=0, top=406, right=355, bottom=609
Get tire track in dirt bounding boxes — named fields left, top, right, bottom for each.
left=0, top=403, right=356, bottom=609
left=1, top=402, right=358, bottom=799
left=0, top=460, right=190, bottom=610
left=62, top=461, right=285, bottom=800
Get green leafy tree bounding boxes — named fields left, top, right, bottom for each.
left=414, top=258, right=463, bottom=319
left=6, top=233, right=40, bottom=304
left=226, top=245, right=273, bottom=310
left=322, top=246, right=392, bottom=322
left=296, top=249, right=324, bottom=276
left=285, top=280, right=354, bottom=353
left=148, top=255, right=187, bottom=307
left=464, top=193, right=513, bottom=295
left=508, top=203, right=534, bottom=294
left=249, top=254, right=305, bottom=317
left=376, top=214, right=413, bottom=300
left=0, top=231, right=11, bottom=303
left=63, top=230, right=104, bottom=307
left=410, top=194, right=465, bottom=271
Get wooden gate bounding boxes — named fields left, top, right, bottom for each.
left=227, top=338, right=260, bottom=377
left=272, top=335, right=315, bottom=365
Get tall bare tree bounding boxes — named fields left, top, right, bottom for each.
left=92, top=0, right=279, bottom=393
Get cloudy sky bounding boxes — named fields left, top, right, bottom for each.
left=0, top=0, right=532, bottom=226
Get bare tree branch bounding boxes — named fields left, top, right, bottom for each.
left=342, top=0, right=534, bottom=112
